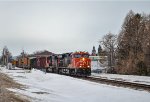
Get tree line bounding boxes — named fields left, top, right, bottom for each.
left=101, top=10, right=150, bottom=76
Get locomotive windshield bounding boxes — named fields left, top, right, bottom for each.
left=82, top=54, right=89, bottom=58
left=73, top=54, right=89, bottom=58
left=74, top=54, right=82, bottom=58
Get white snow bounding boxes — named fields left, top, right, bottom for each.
left=91, top=61, right=107, bottom=70
left=91, top=61, right=101, bottom=70
left=92, top=73, right=150, bottom=85
left=0, top=67, right=150, bottom=102
left=91, top=60, right=150, bottom=85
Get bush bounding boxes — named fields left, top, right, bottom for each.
left=137, top=61, right=147, bottom=76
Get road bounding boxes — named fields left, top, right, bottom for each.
left=0, top=72, right=29, bottom=102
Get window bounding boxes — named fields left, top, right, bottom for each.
left=74, top=54, right=81, bottom=58
left=82, top=54, right=89, bottom=58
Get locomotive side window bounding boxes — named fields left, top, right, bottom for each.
left=82, top=54, right=89, bottom=58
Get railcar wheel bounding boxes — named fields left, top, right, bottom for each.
left=69, top=69, right=75, bottom=75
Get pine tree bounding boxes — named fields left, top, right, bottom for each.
left=98, top=45, right=102, bottom=56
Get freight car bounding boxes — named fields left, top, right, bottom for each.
left=17, top=57, right=30, bottom=69
left=29, top=57, right=37, bottom=69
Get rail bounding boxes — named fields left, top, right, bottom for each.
left=75, top=76, right=150, bottom=92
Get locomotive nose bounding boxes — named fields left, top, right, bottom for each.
left=79, top=58, right=90, bottom=68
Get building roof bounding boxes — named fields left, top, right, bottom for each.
left=35, top=50, right=54, bottom=57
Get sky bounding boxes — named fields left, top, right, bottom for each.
left=0, top=0, right=150, bottom=56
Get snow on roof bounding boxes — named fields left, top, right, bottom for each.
left=28, top=57, right=36, bottom=59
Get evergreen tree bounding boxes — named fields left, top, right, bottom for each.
left=98, top=45, right=102, bottom=56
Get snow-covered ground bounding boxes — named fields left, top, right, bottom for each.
left=92, top=73, right=150, bottom=85
left=91, top=61, right=107, bottom=73
left=91, top=61, right=101, bottom=70
left=91, top=60, right=150, bottom=85
left=91, top=61, right=106, bottom=70
left=0, top=67, right=150, bottom=102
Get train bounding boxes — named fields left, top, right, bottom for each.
left=14, top=51, right=91, bottom=76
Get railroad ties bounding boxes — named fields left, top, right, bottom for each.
left=78, top=76, right=150, bottom=92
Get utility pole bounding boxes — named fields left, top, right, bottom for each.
left=2, top=49, right=5, bottom=66
left=22, top=49, right=24, bottom=70
left=6, top=51, right=8, bottom=66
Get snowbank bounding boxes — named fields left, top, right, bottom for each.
left=0, top=67, right=150, bottom=102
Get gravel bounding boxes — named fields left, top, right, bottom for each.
left=0, top=72, right=30, bottom=102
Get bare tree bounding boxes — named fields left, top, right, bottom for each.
left=100, top=32, right=117, bottom=73
left=1, top=46, right=12, bottom=66
left=117, top=10, right=150, bottom=75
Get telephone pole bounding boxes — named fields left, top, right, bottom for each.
left=22, top=49, right=25, bottom=70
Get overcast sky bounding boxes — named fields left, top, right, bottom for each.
left=0, top=0, right=150, bottom=56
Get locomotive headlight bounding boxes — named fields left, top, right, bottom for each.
left=79, top=66, right=82, bottom=68
left=82, top=58, right=85, bottom=61
left=88, top=66, right=90, bottom=68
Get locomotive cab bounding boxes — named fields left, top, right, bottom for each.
left=72, top=52, right=91, bottom=68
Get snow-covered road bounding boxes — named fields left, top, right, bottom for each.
left=0, top=67, right=150, bottom=102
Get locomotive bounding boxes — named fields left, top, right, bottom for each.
left=15, top=51, right=91, bottom=76
left=48, top=51, right=91, bottom=76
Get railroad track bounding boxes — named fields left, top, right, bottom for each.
left=76, top=76, right=150, bottom=92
